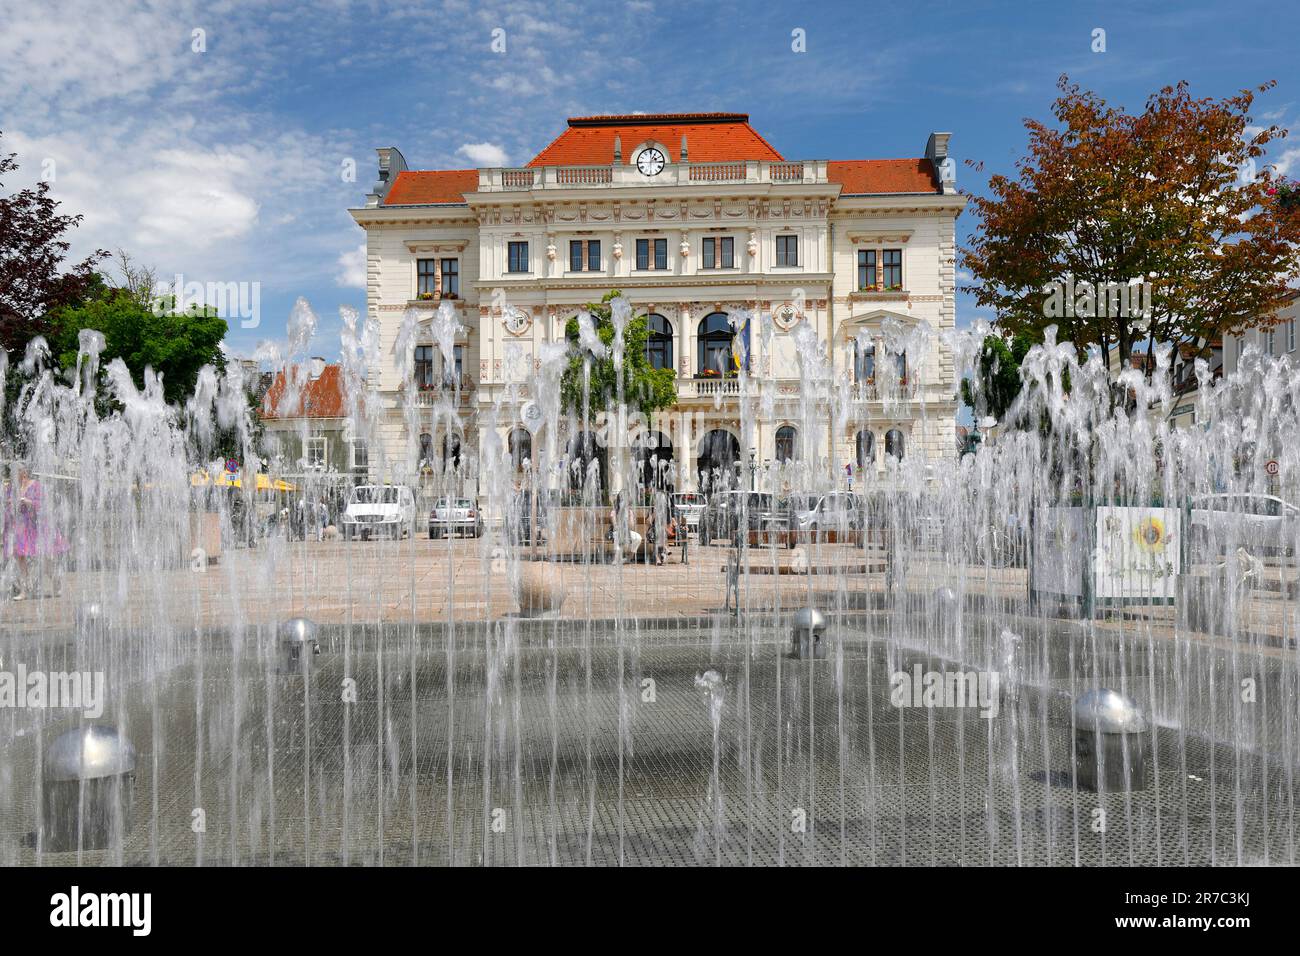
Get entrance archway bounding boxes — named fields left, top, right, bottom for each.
left=635, top=430, right=674, bottom=493
left=567, top=431, right=607, bottom=491
left=697, top=429, right=740, bottom=494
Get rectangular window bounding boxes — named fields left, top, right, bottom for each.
left=305, top=436, right=327, bottom=469
left=351, top=439, right=368, bottom=471
left=1289, top=320, right=1296, bottom=353
left=567, top=240, right=601, bottom=272
left=440, top=258, right=459, bottom=297
left=450, top=344, right=464, bottom=383
left=414, top=345, right=435, bottom=388
left=1267, top=330, right=1275, bottom=356
left=776, top=235, right=798, bottom=267
left=882, top=249, right=903, bottom=289
left=701, top=236, right=735, bottom=269
left=636, top=238, right=667, bottom=270
left=417, top=258, right=437, bottom=296
left=507, top=241, right=529, bottom=273
left=857, top=250, right=877, bottom=290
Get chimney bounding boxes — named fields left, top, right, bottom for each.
left=925, top=133, right=954, bottom=194
left=310, top=356, right=326, bottom=380
left=613, top=135, right=622, bottom=164
left=366, top=146, right=408, bottom=207
left=680, top=135, right=688, bottom=163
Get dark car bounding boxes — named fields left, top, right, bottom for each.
left=699, top=491, right=779, bottom=545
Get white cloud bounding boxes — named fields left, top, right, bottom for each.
left=335, top=244, right=366, bottom=288
left=1274, top=147, right=1300, bottom=178
left=456, top=142, right=509, bottom=167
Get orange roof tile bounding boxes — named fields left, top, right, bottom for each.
left=383, top=169, right=477, bottom=205
left=828, top=159, right=940, bottom=195
left=262, top=364, right=348, bottom=420
left=528, top=113, right=783, bottom=167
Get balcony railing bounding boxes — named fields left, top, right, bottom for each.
left=412, top=377, right=476, bottom=405
left=679, top=377, right=741, bottom=398
left=501, top=169, right=535, bottom=189
left=852, top=379, right=918, bottom=401
left=556, top=166, right=614, bottom=185
left=477, top=160, right=829, bottom=192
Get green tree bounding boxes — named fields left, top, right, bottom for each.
left=47, top=284, right=228, bottom=407
left=960, top=330, right=1036, bottom=425
left=560, top=290, right=676, bottom=419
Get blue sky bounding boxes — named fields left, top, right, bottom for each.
left=3, top=0, right=1297, bottom=359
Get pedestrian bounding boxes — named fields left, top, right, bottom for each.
left=5, top=464, right=69, bottom=600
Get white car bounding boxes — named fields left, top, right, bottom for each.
left=1190, top=493, right=1299, bottom=555
left=795, top=492, right=864, bottom=532
left=671, top=493, right=706, bottom=530
left=342, top=485, right=416, bottom=540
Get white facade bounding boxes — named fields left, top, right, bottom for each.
left=348, top=115, right=965, bottom=495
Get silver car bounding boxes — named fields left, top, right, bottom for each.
left=1190, top=493, right=1299, bottom=555
left=429, top=497, right=484, bottom=539
left=794, top=492, right=864, bottom=533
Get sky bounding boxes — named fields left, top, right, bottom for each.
left=3, top=0, right=1298, bottom=360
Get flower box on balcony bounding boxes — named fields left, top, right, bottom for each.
left=418, top=292, right=435, bottom=301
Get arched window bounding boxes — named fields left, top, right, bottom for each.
left=855, top=430, right=875, bottom=470
left=854, top=340, right=875, bottom=382
left=895, top=351, right=907, bottom=383
left=775, top=425, right=797, bottom=463
left=419, top=431, right=433, bottom=466
left=441, top=433, right=462, bottom=469
left=646, top=313, right=673, bottom=371
left=509, top=427, right=532, bottom=471
left=697, top=313, right=734, bottom=376
left=885, top=428, right=905, bottom=460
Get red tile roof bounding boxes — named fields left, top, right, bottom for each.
left=383, top=169, right=477, bottom=205
left=528, top=112, right=783, bottom=167
left=377, top=116, right=944, bottom=203
left=262, top=364, right=348, bottom=420
left=828, top=159, right=940, bottom=195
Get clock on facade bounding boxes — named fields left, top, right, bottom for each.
left=636, top=147, right=666, bottom=176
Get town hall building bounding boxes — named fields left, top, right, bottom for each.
left=348, top=112, right=964, bottom=495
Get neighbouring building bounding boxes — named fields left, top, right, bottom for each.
left=1223, top=289, right=1300, bottom=376
left=260, top=357, right=369, bottom=476
left=348, top=112, right=965, bottom=494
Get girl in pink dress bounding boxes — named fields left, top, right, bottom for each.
left=6, top=465, right=69, bottom=599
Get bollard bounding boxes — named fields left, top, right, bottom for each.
left=278, top=617, right=320, bottom=675
left=41, top=725, right=136, bottom=851
left=931, top=587, right=959, bottom=644
left=791, top=607, right=828, bottom=659
left=75, top=602, right=108, bottom=637
left=1073, top=689, right=1149, bottom=792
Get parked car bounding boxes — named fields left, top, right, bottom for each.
left=671, top=492, right=706, bottom=531
left=429, top=497, right=483, bottom=539
left=699, top=491, right=780, bottom=545
left=793, top=492, right=865, bottom=533
left=1190, top=493, right=1300, bottom=555
left=341, top=484, right=416, bottom=540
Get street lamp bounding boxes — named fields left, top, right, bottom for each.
left=749, top=449, right=756, bottom=491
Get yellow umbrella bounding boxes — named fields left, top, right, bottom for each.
left=191, top=471, right=295, bottom=492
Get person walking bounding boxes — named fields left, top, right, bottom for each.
left=6, top=465, right=69, bottom=600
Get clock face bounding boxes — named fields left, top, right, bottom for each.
left=636, top=147, right=666, bottom=176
